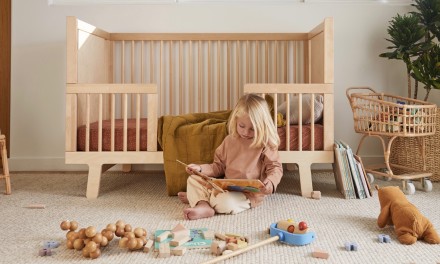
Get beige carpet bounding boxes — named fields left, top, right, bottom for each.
left=1, top=170, right=440, bottom=264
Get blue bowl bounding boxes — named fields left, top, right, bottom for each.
left=269, top=223, right=316, bottom=246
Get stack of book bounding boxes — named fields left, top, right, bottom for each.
left=333, top=140, right=373, bottom=199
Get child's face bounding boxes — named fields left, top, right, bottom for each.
left=236, top=113, right=254, bottom=140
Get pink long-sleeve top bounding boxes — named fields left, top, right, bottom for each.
left=199, top=135, right=283, bottom=207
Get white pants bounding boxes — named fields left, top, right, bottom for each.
left=186, top=175, right=251, bottom=215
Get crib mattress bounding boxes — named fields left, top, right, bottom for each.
left=77, top=119, right=324, bottom=151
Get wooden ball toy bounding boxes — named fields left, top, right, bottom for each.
left=115, top=220, right=125, bottom=228
left=100, top=236, right=109, bottom=247
left=78, top=228, right=87, bottom=239
left=101, top=229, right=114, bottom=241
left=69, top=221, right=79, bottom=231
left=134, top=227, right=146, bottom=238
left=127, top=238, right=138, bottom=250
left=115, top=226, right=125, bottom=237
left=85, top=241, right=98, bottom=253
left=93, top=233, right=103, bottom=244
left=124, top=231, right=135, bottom=240
left=89, top=248, right=101, bottom=259
left=60, top=220, right=71, bottom=231
left=119, top=237, right=129, bottom=248
left=73, top=239, right=85, bottom=250
left=106, top=223, right=117, bottom=232
left=82, top=247, right=90, bottom=258
left=66, top=240, right=74, bottom=249
left=124, top=224, right=133, bottom=232
left=85, top=226, right=97, bottom=238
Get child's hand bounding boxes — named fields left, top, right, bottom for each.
left=260, top=179, right=273, bottom=195
left=186, top=164, right=202, bottom=174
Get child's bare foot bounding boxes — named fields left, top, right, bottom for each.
left=178, top=192, right=189, bottom=204
left=183, top=201, right=215, bottom=220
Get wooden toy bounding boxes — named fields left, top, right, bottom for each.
left=156, top=231, right=171, bottom=242
left=203, top=230, right=215, bottom=240
left=201, top=222, right=316, bottom=264
left=276, top=219, right=309, bottom=234
left=344, top=242, right=358, bottom=251
left=38, top=248, right=52, bottom=256
left=43, top=241, right=60, bottom=249
left=158, top=242, right=171, bottom=258
left=171, top=246, right=187, bottom=256
left=311, top=191, right=321, bottom=200
left=215, top=232, right=227, bottom=241
left=378, top=234, right=391, bottom=243
left=211, top=241, right=226, bottom=256
left=171, top=224, right=190, bottom=240
left=143, top=239, right=154, bottom=253
left=227, top=243, right=239, bottom=251
left=170, top=236, right=190, bottom=247
left=312, top=248, right=329, bottom=259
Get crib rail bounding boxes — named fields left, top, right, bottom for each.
left=244, top=83, right=334, bottom=152
left=66, top=84, right=158, bottom=152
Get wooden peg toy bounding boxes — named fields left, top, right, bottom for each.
left=311, top=191, right=321, bottom=199
left=312, top=248, right=329, bottom=259
left=200, top=222, right=315, bottom=264
left=38, top=248, right=52, bottom=257
left=171, top=246, right=187, bottom=256
left=344, top=242, right=358, bottom=251
left=378, top=234, right=391, bottom=243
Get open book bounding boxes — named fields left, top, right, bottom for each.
left=176, top=159, right=263, bottom=192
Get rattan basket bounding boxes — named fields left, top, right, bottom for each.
left=390, top=108, right=440, bottom=181
left=347, top=88, right=437, bottom=137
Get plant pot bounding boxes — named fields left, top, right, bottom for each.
left=390, top=108, right=440, bottom=181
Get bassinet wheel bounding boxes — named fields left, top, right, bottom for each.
left=367, top=173, right=375, bottom=184
left=422, top=179, right=433, bottom=192
left=403, top=181, right=416, bottom=195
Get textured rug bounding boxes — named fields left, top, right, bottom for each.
left=1, top=170, right=440, bottom=264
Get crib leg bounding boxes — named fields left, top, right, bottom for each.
left=122, top=164, right=132, bottom=172
left=86, top=164, right=103, bottom=199
left=285, top=164, right=298, bottom=171
left=297, top=163, right=313, bottom=198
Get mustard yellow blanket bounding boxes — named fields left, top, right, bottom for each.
left=158, top=111, right=231, bottom=196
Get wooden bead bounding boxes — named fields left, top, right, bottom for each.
left=73, top=239, right=85, bottom=250
left=60, top=220, right=71, bottom=231
left=89, top=248, right=101, bottom=259
left=85, top=226, right=97, bottom=238
left=106, top=223, right=117, bottom=232
left=69, top=221, right=79, bottom=231
left=85, top=241, right=97, bottom=253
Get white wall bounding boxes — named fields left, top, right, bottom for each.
left=12, top=0, right=432, bottom=171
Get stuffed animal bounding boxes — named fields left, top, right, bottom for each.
left=376, top=185, right=440, bottom=245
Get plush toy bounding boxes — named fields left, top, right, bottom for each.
left=376, top=185, right=440, bottom=245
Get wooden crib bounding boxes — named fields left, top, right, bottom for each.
left=66, top=16, right=334, bottom=199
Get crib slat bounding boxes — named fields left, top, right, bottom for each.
left=179, top=41, right=183, bottom=114
left=298, top=93, right=303, bottom=151
left=236, top=40, right=240, bottom=102
left=227, top=41, right=230, bottom=109
left=190, top=41, right=193, bottom=113
left=198, top=40, right=202, bottom=112
left=311, top=93, right=315, bottom=151
left=147, top=93, right=158, bottom=152
left=285, top=94, right=290, bottom=151
left=275, top=40, right=278, bottom=83
left=256, top=41, right=259, bottom=83
left=160, top=40, right=163, bottom=115
left=98, top=94, right=103, bottom=152
left=111, top=94, right=115, bottom=152
left=136, top=94, right=141, bottom=152
left=208, top=41, right=212, bottom=112
left=217, top=40, right=220, bottom=110
left=169, top=41, right=173, bottom=115
left=265, top=40, right=268, bottom=83
left=123, top=94, right=128, bottom=151
left=284, top=41, right=287, bottom=83
left=86, top=94, right=90, bottom=152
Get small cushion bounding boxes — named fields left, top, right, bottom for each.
left=278, top=94, right=324, bottom=125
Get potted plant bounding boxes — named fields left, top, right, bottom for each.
left=380, top=0, right=440, bottom=183
left=380, top=0, right=440, bottom=101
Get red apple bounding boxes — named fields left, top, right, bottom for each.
left=298, top=221, right=308, bottom=231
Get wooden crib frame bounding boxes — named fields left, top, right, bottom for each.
left=66, top=16, right=334, bottom=199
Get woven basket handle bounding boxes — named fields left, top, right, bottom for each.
left=346, top=86, right=376, bottom=102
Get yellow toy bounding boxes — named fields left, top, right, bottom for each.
left=376, top=185, right=440, bottom=245
left=276, top=113, right=286, bottom=127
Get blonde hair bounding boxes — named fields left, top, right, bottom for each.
left=228, top=93, right=280, bottom=149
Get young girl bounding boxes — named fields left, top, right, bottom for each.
left=178, top=93, right=283, bottom=220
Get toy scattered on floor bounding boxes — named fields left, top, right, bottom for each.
left=312, top=248, right=329, bottom=259
left=376, top=185, right=440, bottom=245
left=38, top=248, right=52, bottom=257
left=276, top=219, right=309, bottom=234
left=60, top=220, right=121, bottom=259
left=344, top=242, right=358, bottom=251
left=43, top=241, right=60, bottom=249
left=378, top=234, right=391, bottom=243
left=311, top=191, right=321, bottom=200
left=201, top=220, right=315, bottom=264
left=116, top=220, right=148, bottom=251
left=24, top=204, right=46, bottom=209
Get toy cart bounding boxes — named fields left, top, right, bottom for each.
left=346, top=87, right=437, bottom=194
